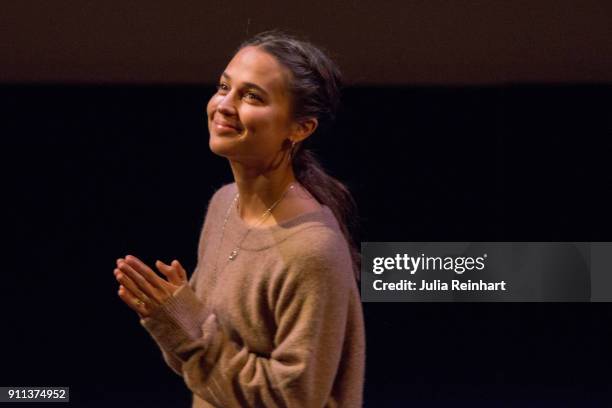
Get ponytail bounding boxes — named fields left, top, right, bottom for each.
left=293, top=148, right=361, bottom=281
left=239, top=30, right=361, bottom=281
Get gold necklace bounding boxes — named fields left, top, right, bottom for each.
left=213, top=183, right=295, bottom=274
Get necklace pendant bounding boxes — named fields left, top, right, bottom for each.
left=228, top=249, right=238, bottom=260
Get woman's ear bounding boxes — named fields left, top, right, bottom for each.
left=291, top=118, right=318, bottom=143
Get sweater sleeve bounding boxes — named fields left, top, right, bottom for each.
left=140, top=239, right=352, bottom=407
left=145, top=269, right=202, bottom=377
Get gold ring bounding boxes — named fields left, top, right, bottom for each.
left=135, top=299, right=144, bottom=306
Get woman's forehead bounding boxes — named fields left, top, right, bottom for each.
left=224, top=46, right=289, bottom=94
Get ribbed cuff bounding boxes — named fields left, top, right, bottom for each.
left=140, top=283, right=209, bottom=352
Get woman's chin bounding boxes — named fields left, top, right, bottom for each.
left=209, top=134, right=240, bottom=158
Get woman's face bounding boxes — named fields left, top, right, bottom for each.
left=207, top=46, right=295, bottom=165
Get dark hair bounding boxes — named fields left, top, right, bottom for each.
left=238, top=30, right=360, bottom=281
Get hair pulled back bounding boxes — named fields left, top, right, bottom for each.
left=238, top=30, right=360, bottom=281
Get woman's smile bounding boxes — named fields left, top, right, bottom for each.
left=213, top=118, right=243, bottom=134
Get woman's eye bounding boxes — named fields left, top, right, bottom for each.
left=214, top=84, right=261, bottom=102
left=244, top=92, right=262, bottom=101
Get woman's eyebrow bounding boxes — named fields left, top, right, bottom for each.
left=222, top=72, right=269, bottom=97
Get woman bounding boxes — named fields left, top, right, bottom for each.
left=113, top=31, right=365, bottom=407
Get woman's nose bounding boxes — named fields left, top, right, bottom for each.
left=216, top=94, right=237, bottom=116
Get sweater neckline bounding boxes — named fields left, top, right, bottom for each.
left=222, top=183, right=337, bottom=251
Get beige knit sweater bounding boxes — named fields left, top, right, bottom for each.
left=140, top=183, right=365, bottom=407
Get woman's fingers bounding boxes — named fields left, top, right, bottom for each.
left=117, top=284, right=149, bottom=318
left=113, top=255, right=181, bottom=319
left=155, top=260, right=182, bottom=285
left=156, top=259, right=188, bottom=285
left=114, top=267, right=149, bottom=303
left=116, top=258, right=163, bottom=303
left=124, top=255, right=164, bottom=288
left=172, top=260, right=188, bottom=282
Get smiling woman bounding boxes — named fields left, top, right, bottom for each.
left=207, top=45, right=300, bottom=169
left=113, top=30, right=365, bottom=408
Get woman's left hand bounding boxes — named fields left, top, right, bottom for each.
left=114, top=255, right=187, bottom=317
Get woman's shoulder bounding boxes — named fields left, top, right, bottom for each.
left=275, top=218, right=355, bottom=287
left=280, top=210, right=351, bottom=265
left=211, top=182, right=237, bottom=205
left=204, top=182, right=237, bottom=218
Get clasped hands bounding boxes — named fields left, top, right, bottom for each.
left=114, top=255, right=188, bottom=319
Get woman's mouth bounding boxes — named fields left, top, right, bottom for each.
left=213, top=119, right=243, bottom=134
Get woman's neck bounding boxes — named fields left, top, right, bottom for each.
left=229, top=160, right=297, bottom=225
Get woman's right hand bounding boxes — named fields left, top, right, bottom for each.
left=115, top=259, right=188, bottom=319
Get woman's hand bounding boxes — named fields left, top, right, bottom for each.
left=114, top=255, right=188, bottom=318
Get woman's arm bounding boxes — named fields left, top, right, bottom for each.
left=140, top=247, right=352, bottom=407
left=141, top=262, right=204, bottom=378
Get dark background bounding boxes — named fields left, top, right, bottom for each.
left=2, top=1, right=612, bottom=407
